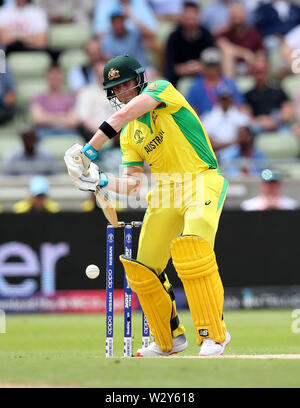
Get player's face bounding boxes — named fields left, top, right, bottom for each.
left=113, top=79, right=139, bottom=104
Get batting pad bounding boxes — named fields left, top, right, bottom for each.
left=120, top=256, right=173, bottom=352
left=171, top=235, right=226, bottom=345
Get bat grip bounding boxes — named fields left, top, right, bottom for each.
left=74, top=155, right=89, bottom=177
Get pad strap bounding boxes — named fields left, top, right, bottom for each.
left=159, top=271, right=175, bottom=301
left=170, top=316, right=179, bottom=332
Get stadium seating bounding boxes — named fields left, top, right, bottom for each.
left=157, top=20, right=176, bottom=43
left=0, top=134, right=20, bottom=159
left=176, top=76, right=193, bottom=97
left=40, top=134, right=84, bottom=159
left=273, top=162, right=300, bottom=179
left=284, top=163, right=300, bottom=179
left=16, top=78, right=48, bottom=107
left=58, top=49, right=89, bottom=73
left=0, top=119, right=18, bottom=137
left=1, top=3, right=300, bottom=213
left=48, top=24, right=91, bottom=50
left=268, top=47, right=281, bottom=76
left=7, top=52, right=51, bottom=79
left=281, top=74, right=300, bottom=99
left=254, top=131, right=300, bottom=159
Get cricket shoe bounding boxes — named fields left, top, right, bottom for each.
left=136, top=334, right=188, bottom=357
left=199, top=331, right=231, bottom=357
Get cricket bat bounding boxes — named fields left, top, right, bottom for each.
left=73, top=155, right=119, bottom=228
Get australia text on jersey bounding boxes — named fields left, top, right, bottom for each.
left=144, top=130, right=164, bottom=154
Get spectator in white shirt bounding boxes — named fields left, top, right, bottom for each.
left=33, top=0, right=94, bottom=24
left=201, top=83, right=250, bottom=159
left=241, top=168, right=298, bottom=210
left=275, top=24, right=300, bottom=78
left=0, top=0, right=48, bottom=55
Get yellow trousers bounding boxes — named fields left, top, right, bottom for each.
left=137, top=169, right=228, bottom=274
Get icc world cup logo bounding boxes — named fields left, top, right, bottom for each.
left=134, top=130, right=144, bottom=144
left=125, top=233, right=132, bottom=245
left=107, top=233, right=114, bottom=243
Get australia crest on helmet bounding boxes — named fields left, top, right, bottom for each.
left=108, top=68, right=120, bottom=81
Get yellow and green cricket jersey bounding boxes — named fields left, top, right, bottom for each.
left=120, top=79, right=218, bottom=179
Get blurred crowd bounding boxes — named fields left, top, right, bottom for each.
left=1, top=0, right=300, bottom=211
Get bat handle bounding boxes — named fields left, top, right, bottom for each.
left=74, top=155, right=89, bottom=177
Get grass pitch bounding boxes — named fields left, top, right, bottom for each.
left=0, top=309, right=300, bottom=388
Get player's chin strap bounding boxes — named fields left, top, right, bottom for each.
left=107, top=72, right=148, bottom=110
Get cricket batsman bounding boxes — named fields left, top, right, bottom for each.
left=64, top=55, right=231, bottom=357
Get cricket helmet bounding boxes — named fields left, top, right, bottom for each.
left=103, top=55, right=147, bottom=108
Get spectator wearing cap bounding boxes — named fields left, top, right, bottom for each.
left=13, top=175, right=60, bottom=213
left=164, top=1, right=215, bottom=86
left=0, top=65, right=16, bottom=124
left=187, top=47, right=245, bottom=117
left=241, top=169, right=298, bottom=210
left=2, top=125, right=58, bottom=175
left=216, top=2, right=265, bottom=77
left=31, top=64, right=80, bottom=139
left=0, top=0, right=48, bottom=55
left=244, top=56, right=294, bottom=134
left=219, top=125, right=266, bottom=177
left=93, top=0, right=157, bottom=38
left=100, top=6, right=155, bottom=70
left=201, top=82, right=251, bottom=159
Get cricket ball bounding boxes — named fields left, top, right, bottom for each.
left=85, top=264, right=100, bottom=279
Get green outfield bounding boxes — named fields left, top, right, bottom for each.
left=0, top=309, right=300, bottom=388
